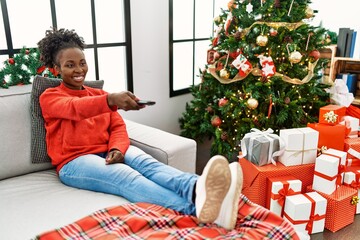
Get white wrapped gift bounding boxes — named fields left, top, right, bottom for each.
left=283, top=192, right=327, bottom=235
left=279, top=127, right=319, bottom=166
left=240, top=128, right=285, bottom=166
left=343, top=170, right=360, bottom=214
left=312, top=152, right=345, bottom=195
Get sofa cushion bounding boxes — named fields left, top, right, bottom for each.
left=0, top=85, right=53, bottom=180
left=30, top=76, right=104, bottom=163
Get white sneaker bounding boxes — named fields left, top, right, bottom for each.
left=214, top=161, right=243, bottom=230
left=195, top=155, right=231, bottom=223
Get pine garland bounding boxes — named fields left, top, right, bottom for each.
left=0, top=47, right=59, bottom=88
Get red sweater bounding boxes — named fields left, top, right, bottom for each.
left=40, top=83, right=130, bottom=172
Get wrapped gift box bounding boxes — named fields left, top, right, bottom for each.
left=240, top=128, right=282, bottom=166
left=340, top=116, right=359, bottom=138
left=323, top=148, right=347, bottom=166
left=307, top=123, right=347, bottom=151
left=343, top=169, right=360, bottom=214
left=279, top=127, right=318, bottom=166
left=266, top=176, right=302, bottom=217
left=312, top=153, right=345, bottom=195
left=283, top=192, right=327, bottom=234
left=239, top=157, right=314, bottom=207
left=307, top=185, right=357, bottom=232
left=319, top=104, right=346, bottom=126
left=344, top=138, right=360, bottom=166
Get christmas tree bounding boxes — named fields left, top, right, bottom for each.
left=179, top=0, right=334, bottom=160
left=0, top=47, right=59, bottom=88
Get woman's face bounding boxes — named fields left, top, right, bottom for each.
left=55, top=47, right=88, bottom=90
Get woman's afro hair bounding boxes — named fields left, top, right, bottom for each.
left=37, top=28, right=86, bottom=68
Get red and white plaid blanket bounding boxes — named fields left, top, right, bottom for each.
left=34, top=195, right=299, bottom=240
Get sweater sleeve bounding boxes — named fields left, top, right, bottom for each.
left=40, top=88, right=115, bottom=121
left=108, top=111, right=130, bottom=154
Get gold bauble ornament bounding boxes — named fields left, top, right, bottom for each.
left=247, top=98, right=259, bottom=109
left=305, top=7, right=314, bottom=19
left=256, top=35, right=268, bottom=47
left=219, top=68, right=230, bottom=79
left=289, top=51, right=302, bottom=64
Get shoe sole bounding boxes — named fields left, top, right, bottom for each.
left=214, top=162, right=243, bottom=229
left=198, top=156, right=231, bottom=223
left=227, top=162, right=243, bottom=229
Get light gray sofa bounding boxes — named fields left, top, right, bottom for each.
left=0, top=84, right=196, bottom=240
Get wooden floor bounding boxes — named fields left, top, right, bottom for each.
left=196, top=140, right=360, bottom=240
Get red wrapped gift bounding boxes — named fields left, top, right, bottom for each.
left=307, top=123, right=347, bottom=151
left=319, top=104, right=346, bottom=126
left=266, top=176, right=302, bottom=217
left=343, top=168, right=360, bottom=214
left=239, top=157, right=314, bottom=207
left=307, top=185, right=357, bottom=232
left=344, top=138, right=360, bottom=166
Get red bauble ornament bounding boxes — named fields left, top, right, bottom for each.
left=8, top=58, right=15, bottom=65
left=309, top=49, right=320, bottom=62
left=25, top=49, right=30, bottom=55
left=218, top=98, right=229, bottom=107
left=211, top=115, right=222, bottom=127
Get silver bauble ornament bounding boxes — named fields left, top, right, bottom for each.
left=289, top=51, right=302, bottom=64
left=256, top=35, right=268, bottom=47
left=247, top=98, right=259, bottom=109
left=219, top=68, right=230, bottom=79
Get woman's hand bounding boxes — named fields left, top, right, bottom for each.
left=107, top=91, right=145, bottom=111
left=106, top=149, right=124, bottom=164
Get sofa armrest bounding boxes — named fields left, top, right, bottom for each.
left=124, top=119, right=196, bottom=173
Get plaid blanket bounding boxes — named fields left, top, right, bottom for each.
left=34, top=195, right=299, bottom=240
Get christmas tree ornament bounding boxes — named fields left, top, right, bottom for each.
left=247, top=98, right=259, bottom=109
left=224, top=12, right=233, bottom=35
left=267, top=94, right=273, bottom=118
left=8, top=58, right=15, bottom=65
left=206, top=106, right=214, bottom=113
left=284, top=97, right=291, bottom=104
left=287, top=0, right=295, bottom=16
left=221, top=131, right=228, bottom=141
left=256, top=35, right=268, bottom=46
left=308, top=49, right=320, bottom=62
left=228, top=0, right=237, bottom=10
left=25, top=49, right=30, bottom=55
left=234, top=30, right=244, bottom=41
left=212, top=26, right=222, bottom=46
left=211, top=115, right=222, bottom=127
left=219, top=68, right=230, bottom=79
left=246, top=2, right=253, bottom=14
left=258, top=55, right=276, bottom=77
left=289, top=51, right=302, bottom=64
left=269, top=28, right=278, bottom=36
left=218, top=97, right=229, bottom=107
left=274, top=0, right=281, bottom=8
left=232, top=53, right=253, bottom=77
left=207, top=49, right=218, bottom=64
left=305, top=7, right=314, bottom=19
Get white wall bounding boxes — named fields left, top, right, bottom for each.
left=310, top=0, right=358, bottom=33
left=121, top=0, right=193, bottom=134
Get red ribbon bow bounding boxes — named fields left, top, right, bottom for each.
left=273, top=184, right=297, bottom=207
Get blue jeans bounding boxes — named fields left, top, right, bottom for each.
left=59, top=145, right=198, bottom=215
